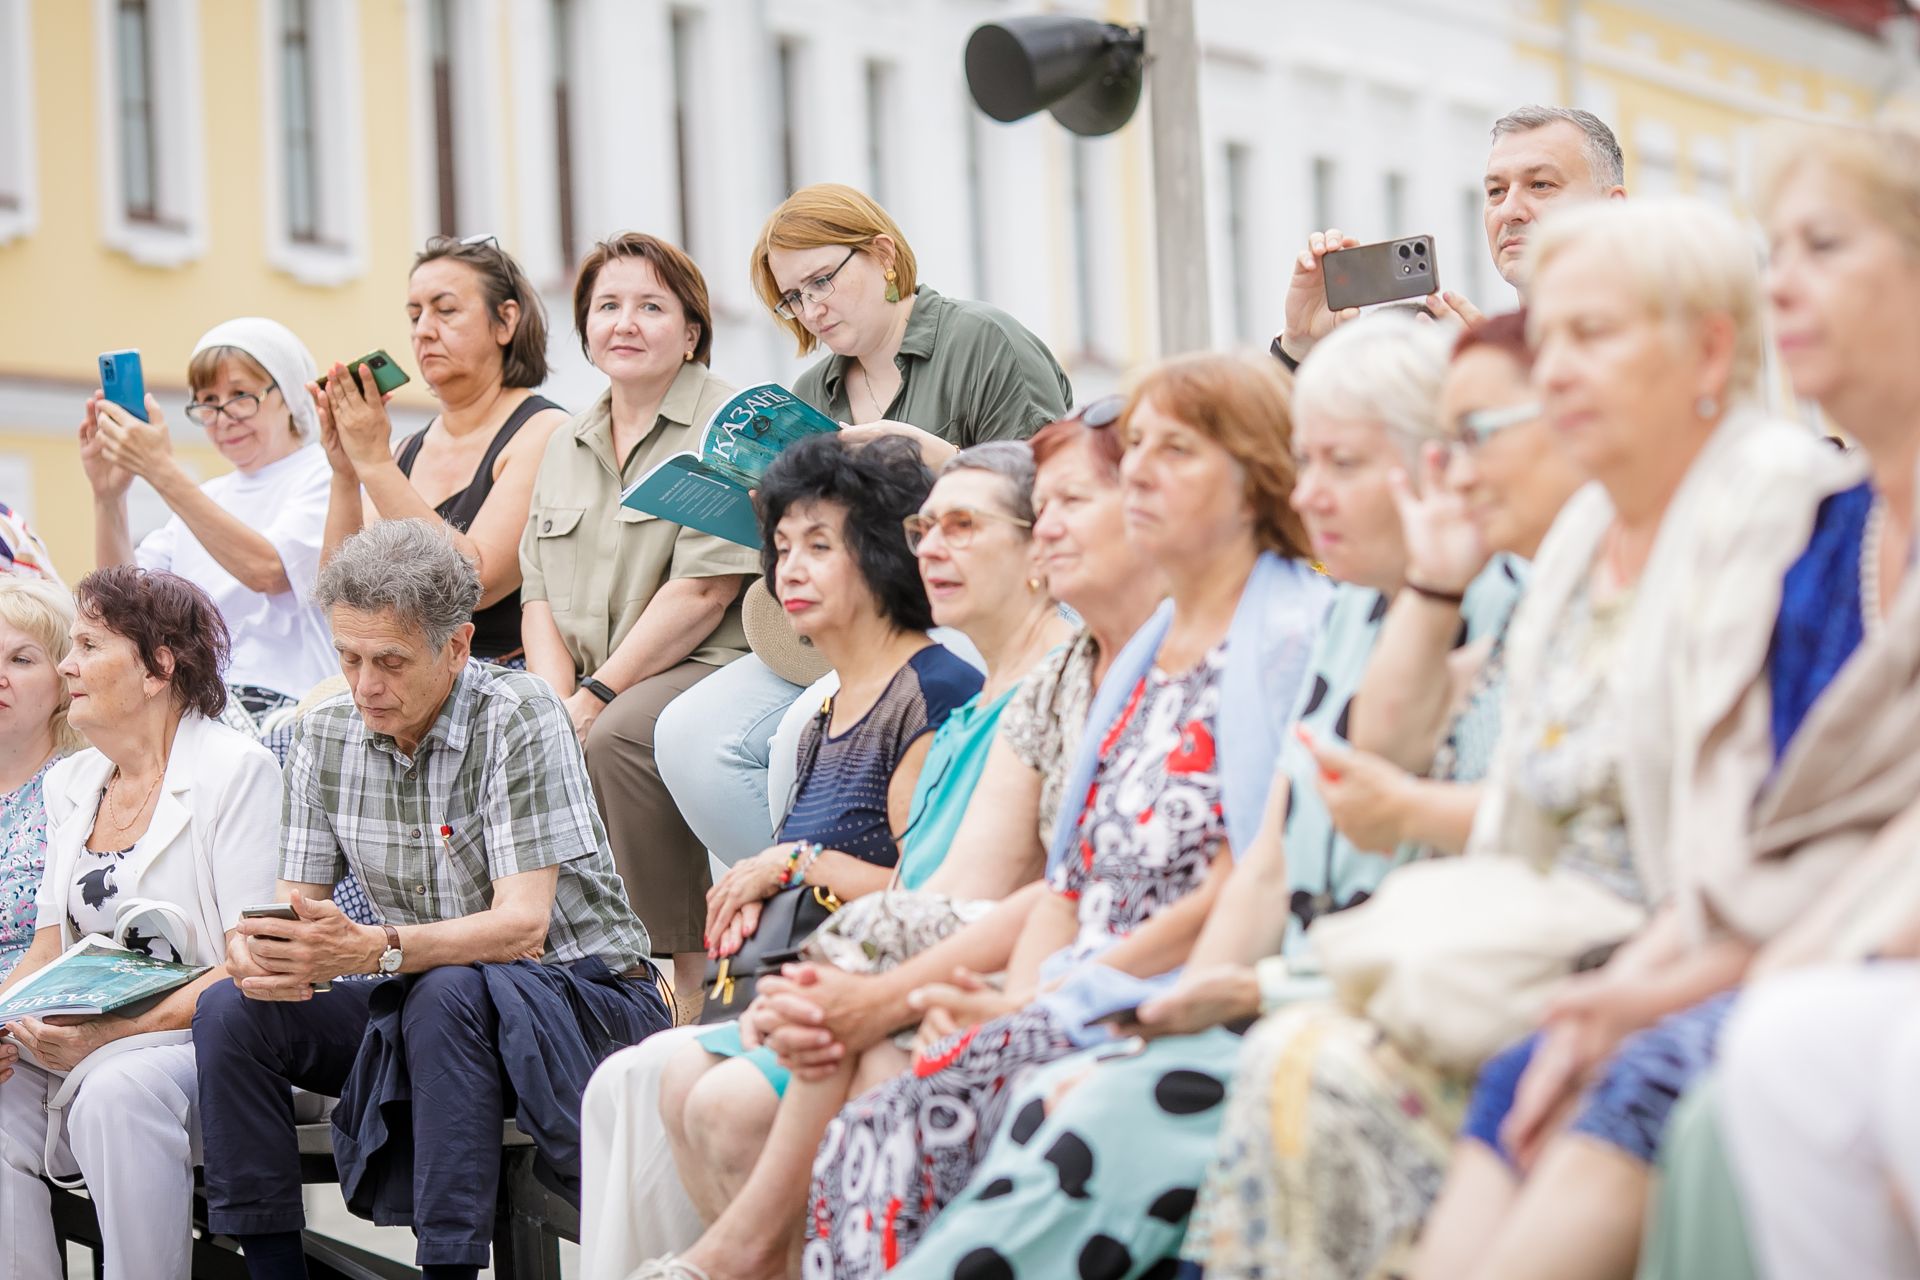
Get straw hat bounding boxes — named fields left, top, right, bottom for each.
left=741, top=578, right=831, bottom=686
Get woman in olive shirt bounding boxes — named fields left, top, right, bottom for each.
left=656, top=183, right=1072, bottom=868
left=520, top=233, right=759, bottom=1014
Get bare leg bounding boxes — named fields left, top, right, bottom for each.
left=675, top=1041, right=912, bottom=1280
left=1409, top=1141, right=1521, bottom=1280
left=661, top=1043, right=726, bottom=1221
left=681, top=1058, right=782, bottom=1206
left=1472, top=1135, right=1650, bottom=1280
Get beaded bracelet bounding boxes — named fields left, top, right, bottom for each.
left=777, top=840, right=807, bottom=887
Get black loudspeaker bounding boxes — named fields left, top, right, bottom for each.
left=965, top=16, right=1146, bottom=137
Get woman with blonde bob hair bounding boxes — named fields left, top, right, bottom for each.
left=656, top=183, right=1074, bottom=885
left=1403, top=194, right=1859, bottom=1280
left=0, top=577, right=82, bottom=983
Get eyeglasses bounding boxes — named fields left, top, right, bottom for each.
left=1456, top=401, right=1540, bottom=448
left=184, top=390, right=274, bottom=426
left=902, top=507, right=1033, bottom=552
left=1067, top=395, right=1125, bottom=429
left=774, top=247, right=859, bottom=320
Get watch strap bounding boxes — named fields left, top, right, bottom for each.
left=380, top=923, right=401, bottom=970
left=582, top=677, right=618, bottom=705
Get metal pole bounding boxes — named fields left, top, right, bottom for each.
left=1144, top=0, right=1211, bottom=355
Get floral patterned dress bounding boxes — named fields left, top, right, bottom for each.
left=804, top=646, right=1229, bottom=1278
left=0, top=757, right=58, bottom=982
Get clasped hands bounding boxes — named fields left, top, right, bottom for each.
left=226, top=893, right=377, bottom=1001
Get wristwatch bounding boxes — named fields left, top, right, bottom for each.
left=581, top=677, right=618, bottom=705
left=377, top=924, right=403, bottom=975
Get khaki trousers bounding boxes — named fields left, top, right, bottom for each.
left=586, top=658, right=722, bottom=953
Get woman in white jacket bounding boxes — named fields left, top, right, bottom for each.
left=0, top=566, right=280, bottom=1280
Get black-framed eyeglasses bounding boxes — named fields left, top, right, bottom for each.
left=1067, top=394, right=1125, bottom=429
left=903, top=507, right=1034, bottom=552
left=1456, top=401, right=1540, bottom=448
left=184, top=389, right=275, bottom=426
left=775, top=247, right=859, bottom=320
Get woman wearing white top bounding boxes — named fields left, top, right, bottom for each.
left=78, top=317, right=337, bottom=722
left=0, top=567, right=280, bottom=1280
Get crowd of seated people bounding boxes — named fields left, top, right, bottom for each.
left=5, top=103, right=1920, bottom=1280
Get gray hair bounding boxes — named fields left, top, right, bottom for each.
left=1292, top=312, right=1454, bottom=467
left=939, top=440, right=1038, bottom=527
left=313, top=519, right=482, bottom=650
left=1491, top=105, right=1625, bottom=189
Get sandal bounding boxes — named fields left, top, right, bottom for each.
left=628, top=1257, right=714, bottom=1280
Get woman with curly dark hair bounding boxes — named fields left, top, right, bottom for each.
left=699, top=434, right=982, bottom=965
left=0, top=567, right=281, bottom=1280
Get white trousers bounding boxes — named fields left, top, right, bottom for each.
left=1720, top=964, right=1920, bottom=1280
left=578, top=1023, right=706, bottom=1279
left=0, top=1042, right=201, bottom=1280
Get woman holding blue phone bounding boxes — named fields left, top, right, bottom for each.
left=79, top=318, right=337, bottom=723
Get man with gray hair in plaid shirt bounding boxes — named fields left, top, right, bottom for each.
left=189, top=519, right=673, bottom=1280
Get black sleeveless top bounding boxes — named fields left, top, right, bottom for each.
left=395, top=394, right=562, bottom=660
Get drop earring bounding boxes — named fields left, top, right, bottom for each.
left=884, top=269, right=901, bottom=305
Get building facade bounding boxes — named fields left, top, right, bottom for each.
left=0, top=0, right=1905, bottom=574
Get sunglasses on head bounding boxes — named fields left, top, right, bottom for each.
left=1067, top=395, right=1124, bottom=429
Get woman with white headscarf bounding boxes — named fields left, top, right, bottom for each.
left=78, top=318, right=338, bottom=722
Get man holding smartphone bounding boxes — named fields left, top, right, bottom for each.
left=1272, top=105, right=1627, bottom=369
left=188, top=520, right=672, bottom=1280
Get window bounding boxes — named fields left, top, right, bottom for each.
left=670, top=8, right=700, bottom=252
left=776, top=38, right=801, bottom=197
left=428, top=0, right=458, bottom=236
left=1310, top=156, right=1337, bottom=231
left=117, top=0, right=158, bottom=223
left=0, top=0, right=35, bottom=243
left=280, top=0, right=317, bottom=242
left=1224, top=143, right=1254, bottom=342
left=94, top=0, right=205, bottom=265
left=551, top=0, right=578, bottom=270
left=262, top=0, right=363, bottom=282
left=865, top=60, right=894, bottom=206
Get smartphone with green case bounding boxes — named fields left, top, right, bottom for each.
left=316, top=349, right=410, bottom=395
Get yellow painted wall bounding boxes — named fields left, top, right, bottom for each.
left=0, top=0, right=447, bottom=574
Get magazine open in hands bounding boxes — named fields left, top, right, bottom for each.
left=618, top=382, right=839, bottom=547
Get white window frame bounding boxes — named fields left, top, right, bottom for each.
left=93, top=0, right=207, bottom=267
left=259, top=0, right=366, bottom=286
left=406, top=0, right=505, bottom=246
left=0, top=0, right=37, bottom=246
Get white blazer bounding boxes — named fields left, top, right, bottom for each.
left=33, top=713, right=282, bottom=967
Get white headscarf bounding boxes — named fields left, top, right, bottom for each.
left=190, top=317, right=321, bottom=441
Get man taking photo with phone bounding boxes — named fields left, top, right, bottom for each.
left=1272, top=104, right=1627, bottom=368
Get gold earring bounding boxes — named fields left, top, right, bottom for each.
left=684, top=351, right=694, bottom=362
left=884, top=269, right=901, bottom=305
left=1026, top=576, right=1043, bottom=591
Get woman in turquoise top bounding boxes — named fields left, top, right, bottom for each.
left=0, top=578, right=82, bottom=982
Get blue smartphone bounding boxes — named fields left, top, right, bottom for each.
left=98, top=349, right=147, bottom=421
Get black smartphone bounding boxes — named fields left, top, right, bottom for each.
left=1323, top=235, right=1440, bottom=312
left=316, top=349, right=410, bottom=395
left=239, top=903, right=331, bottom=993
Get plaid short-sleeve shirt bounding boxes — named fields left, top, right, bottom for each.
left=281, top=660, right=651, bottom=969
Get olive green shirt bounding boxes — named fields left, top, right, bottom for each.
left=519, top=361, right=760, bottom=675
left=791, top=285, right=1071, bottom=443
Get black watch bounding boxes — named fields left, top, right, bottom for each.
left=581, top=677, right=618, bottom=705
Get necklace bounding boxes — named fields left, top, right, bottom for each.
left=853, top=363, right=889, bottom=423
left=1862, top=495, right=1888, bottom=641
left=106, top=766, right=163, bottom=830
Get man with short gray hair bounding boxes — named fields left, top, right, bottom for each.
left=1274, top=104, right=1627, bottom=367
left=191, top=519, right=670, bottom=1279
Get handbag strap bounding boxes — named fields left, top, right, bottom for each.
left=773, top=695, right=834, bottom=836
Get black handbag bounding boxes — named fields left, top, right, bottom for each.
left=698, top=696, right=841, bottom=1025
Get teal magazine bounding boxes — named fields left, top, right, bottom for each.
left=619, top=382, right=839, bottom=547
left=0, top=938, right=208, bottom=1022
